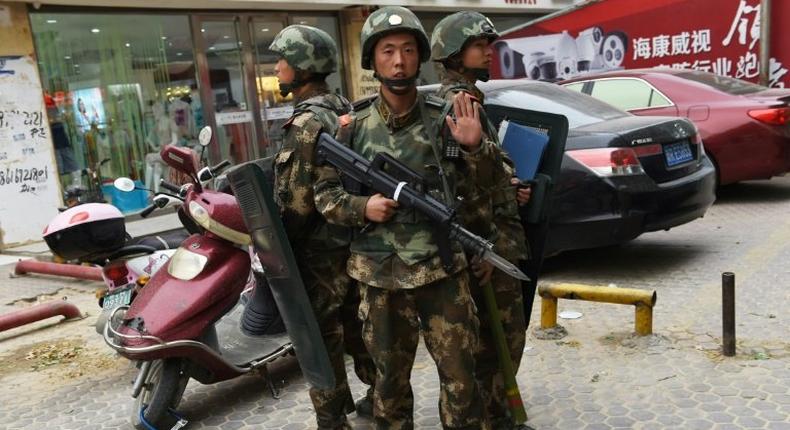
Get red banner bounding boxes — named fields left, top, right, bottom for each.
left=492, top=0, right=789, bottom=88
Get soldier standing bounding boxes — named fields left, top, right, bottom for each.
left=314, top=6, right=501, bottom=430
left=270, top=25, right=376, bottom=430
left=431, top=12, right=532, bottom=430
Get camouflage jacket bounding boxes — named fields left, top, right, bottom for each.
left=314, top=91, right=497, bottom=290
left=274, top=84, right=352, bottom=257
left=437, top=71, right=529, bottom=261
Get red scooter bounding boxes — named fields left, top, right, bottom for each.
left=103, top=127, right=333, bottom=430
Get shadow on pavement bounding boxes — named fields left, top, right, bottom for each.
left=715, top=179, right=790, bottom=204
left=542, top=240, right=704, bottom=279
left=176, top=355, right=304, bottom=423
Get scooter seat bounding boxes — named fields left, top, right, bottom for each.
left=128, top=230, right=190, bottom=251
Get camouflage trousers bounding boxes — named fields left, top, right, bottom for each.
left=470, top=269, right=527, bottom=430
left=300, top=250, right=377, bottom=429
left=359, top=270, right=484, bottom=430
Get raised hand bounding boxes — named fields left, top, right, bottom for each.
left=445, top=92, right=483, bottom=149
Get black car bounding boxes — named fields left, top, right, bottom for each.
left=425, top=80, right=717, bottom=255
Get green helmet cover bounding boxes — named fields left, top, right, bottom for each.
left=269, top=24, right=338, bottom=74
left=360, top=6, right=430, bottom=70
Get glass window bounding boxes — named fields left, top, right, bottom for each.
left=648, top=88, right=671, bottom=108
left=200, top=19, right=255, bottom=164
left=31, top=13, right=199, bottom=208
left=590, top=79, right=652, bottom=111
left=564, top=82, right=585, bottom=92
left=674, top=70, right=766, bottom=95
left=589, top=79, right=672, bottom=110
left=486, top=82, right=629, bottom=128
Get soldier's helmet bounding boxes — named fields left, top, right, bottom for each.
left=269, top=25, right=338, bottom=74
left=360, top=6, right=430, bottom=70
left=430, top=11, right=499, bottom=62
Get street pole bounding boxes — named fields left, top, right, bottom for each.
left=722, top=272, right=736, bottom=357
left=759, top=0, right=771, bottom=86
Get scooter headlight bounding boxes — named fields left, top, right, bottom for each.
left=189, top=201, right=210, bottom=226
left=167, top=247, right=208, bottom=280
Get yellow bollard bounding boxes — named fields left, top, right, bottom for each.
left=538, top=283, right=657, bottom=336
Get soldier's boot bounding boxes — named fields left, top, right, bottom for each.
left=316, top=412, right=353, bottom=430
left=489, top=415, right=535, bottom=430
left=314, top=385, right=354, bottom=430
left=352, top=386, right=374, bottom=419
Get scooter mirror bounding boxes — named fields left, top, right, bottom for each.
left=114, top=177, right=136, bottom=193
left=198, top=126, right=212, bottom=147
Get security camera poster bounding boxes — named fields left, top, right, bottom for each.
left=492, top=0, right=789, bottom=88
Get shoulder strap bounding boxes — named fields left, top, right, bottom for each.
left=418, top=96, right=453, bottom=204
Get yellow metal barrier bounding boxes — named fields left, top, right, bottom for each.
left=538, top=283, right=657, bottom=336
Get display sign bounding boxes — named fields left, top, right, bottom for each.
left=493, top=0, right=789, bottom=88
left=215, top=110, right=253, bottom=126
left=0, top=56, right=62, bottom=248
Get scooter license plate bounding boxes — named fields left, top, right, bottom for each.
left=103, top=287, right=133, bottom=311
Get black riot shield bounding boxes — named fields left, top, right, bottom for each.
left=226, top=160, right=335, bottom=390
left=485, top=105, right=569, bottom=327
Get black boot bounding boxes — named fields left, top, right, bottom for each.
left=354, top=394, right=373, bottom=419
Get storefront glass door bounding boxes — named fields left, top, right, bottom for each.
left=193, top=16, right=257, bottom=164
left=194, top=13, right=345, bottom=163
left=250, top=17, right=289, bottom=156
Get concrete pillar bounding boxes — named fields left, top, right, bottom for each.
left=0, top=2, right=35, bottom=56
left=338, top=6, right=379, bottom=102
left=0, top=2, right=63, bottom=249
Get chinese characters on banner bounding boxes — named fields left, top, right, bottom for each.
left=492, top=0, right=789, bottom=88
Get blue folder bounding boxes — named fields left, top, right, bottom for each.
left=499, top=120, right=550, bottom=181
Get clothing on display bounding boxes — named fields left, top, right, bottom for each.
left=145, top=101, right=179, bottom=192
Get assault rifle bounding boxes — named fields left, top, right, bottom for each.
left=315, top=132, right=529, bottom=282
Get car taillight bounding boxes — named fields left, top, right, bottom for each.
left=748, top=107, right=790, bottom=125
left=691, top=132, right=706, bottom=157
left=567, top=148, right=645, bottom=177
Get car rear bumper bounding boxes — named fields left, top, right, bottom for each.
left=545, top=159, right=716, bottom=255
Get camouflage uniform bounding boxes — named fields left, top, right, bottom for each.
left=432, top=12, right=529, bottom=430
left=314, top=7, right=498, bottom=429
left=270, top=25, right=375, bottom=430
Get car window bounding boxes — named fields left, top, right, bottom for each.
left=564, top=82, right=585, bottom=92
left=648, top=89, right=671, bottom=107
left=486, top=83, right=628, bottom=128
left=589, top=79, right=645, bottom=110
left=674, top=70, right=765, bottom=95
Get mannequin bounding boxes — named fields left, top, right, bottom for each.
left=145, top=101, right=178, bottom=192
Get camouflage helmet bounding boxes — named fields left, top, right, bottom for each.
left=360, top=6, right=430, bottom=70
left=269, top=25, right=338, bottom=74
left=430, top=11, right=499, bottom=62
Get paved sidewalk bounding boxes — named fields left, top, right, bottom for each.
left=0, top=179, right=789, bottom=429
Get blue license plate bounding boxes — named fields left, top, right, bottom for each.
left=102, top=287, right=133, bottom=311
left=664, top=141, right=694, bottom=167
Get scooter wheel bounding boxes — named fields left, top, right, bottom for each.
left=132, top=359, right=189, bottom=430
